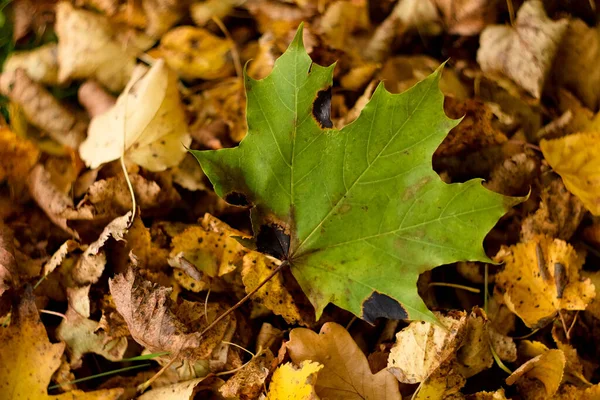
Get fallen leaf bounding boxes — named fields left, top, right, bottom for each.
left=219, top=349, right=273, bottom=399
left=138, top=377, right=207, bottom=400
left=541, top=132, right=600, bottom=215
left=109, top=268, right=235, bottom=361
left=434, top=0, right=498, bottom=36
left=506, top=349, right=565, bottom=399
left=318, top=0, right=370, bottom=50
left=467, top=389, right=509, bottom=399
left=387, top=311, right=467, bottom=383
left=521, top=176, right=586, bottom=241
left=159, top=26, right=235, bottom=81
left=79, top=60, right=191, bottom=171
left=0, top=69, right=87, bottom=149
left=0, top=290, right=124, bottom=399
left=3, top=43, right=59, bottom=85
left=0, top=224, right=17, bottom=304
left=142, top=0, right=187, bottom=38
left=391, top=0, right=443, bottom=36
left=0, top=126, right=40, bottom=187
left=55, top=2, right=136, bottom=91
left=552, top=19, right=600, bottom=110
left=42, top=239, right=79, bottom=277
left=190, top=0, right=243, bottom=26
left=71, top=212, right=131, bottom=287
left=192, top=26, right=519, bottom=324
left=287, top=322, right=401, bottom=400
left=56, top=307, right=128, bottom=367
left=485, top=153, right=539, bottom=196
left=556, top=383, right=600, bottom=400
left=495, top=235, right=595, bottom=327
left=477, top=0, right=568, bottom=98
left=414, top=360, right=466, bottom=400
left=242, top=251, right=308, bottom=325
left=266, top=361, right=322, bottom=400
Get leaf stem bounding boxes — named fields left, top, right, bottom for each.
left=427, top=282, right=480, bottom=293
left=199, top=260, right=289, bottom=337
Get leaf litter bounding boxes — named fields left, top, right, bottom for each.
left=1, top=1, right=600, bottom=399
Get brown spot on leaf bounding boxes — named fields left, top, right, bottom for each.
left=312, top=87, right=333, bottom=129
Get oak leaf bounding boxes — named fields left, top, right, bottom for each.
left=286, top=322, right=401, bottom=400
left=192, top=26, right=518, bottom=324
left=495, top=235, right=596, bottom=327
left=540, top=132, right=600, bottom=215
left=477, top=0, right=568, bottom=98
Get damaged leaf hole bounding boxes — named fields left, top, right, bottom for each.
left=312, top=87, right=333, bottom=129
left=224, top=191, right=251, bottom=207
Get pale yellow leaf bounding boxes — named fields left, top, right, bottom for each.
left=266, top=361, right=323, bottom=400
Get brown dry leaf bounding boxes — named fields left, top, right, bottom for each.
left=0, top=69, right=87, bottom=149
left=73, top=212, right=131, bottom=286
left=390, top=0, right=443, bottom=36
left=172, top=153, right=207, bottom=192
left=552, top=19, right=600, bottom=111
left=219, top=349, right=273, bottom=399
left=437, top=97, right=507, bottom=157
left=466, top=389, right=508, bottom=399
left=318, top=0, right=370, bottom=50
left=541, top=132, right=600, bottom=215
left=485, top=153, right=539, bottom=196
left=0, top=224, right=17, bottom=304
left=56, top=307, right=128, bottom=367
left=477, top=0, right=568, bottom=98
left=551, top=325, right=592, bottom=385
left=456, top=308, right=496, bottom=378
left=506, top=349, right=565, bottom=400
left=387, top=311, right=467, bottom=383
left=556, top=383, right=600, bottom=400
left=0, top=290, right=124, bottom=399
left=3, top=43, right=59, bottom=85
left=434, top=0, right=498, bottom=36
left=138, top=377, right=207, bottom=400
left=521, top=177, right=586, bottom=241
left=109, top=268, right=235, bottom=361
left=42, top=239, right=79, bottom=277
left=0, top=126, right=40, bottom=187
left=142, top=0, right=188, bottom=38
left=79, top=60, right=191, bottom=171
left=242, top=251, right=307, bottom=325
left=495, top=235, right=595, bottom=328
left=159, top=26, right=235, bottom=81
left=190, top=0, right=243, bottom=26
left=28, top=164, right=82, bottom=238
left=246, top=0, right=312, bottom=40
left=266, top=361, right=323, bottom=400
left=55, top=2, right=136, bottom=92
left=287, top=322, right=401, bottom=400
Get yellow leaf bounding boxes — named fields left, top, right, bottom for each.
left=541, top=132, right=600, bottom=215
left=0, top=291, right=124, bottom=399
left=160, top=26, right=235, bottom=81
left=55, top=2, right=136, bottom=92
left=387, top=311, right=467, bottom=383
left=506, top=349, right=565, bottom=399
left=0, top=127, right=39, bottom=184
left=287, top=322, right=402, bottom=400
left=495, top=235, right=596, bottom=327
left=267, top=361, right=323, bottom=400
left=79, top=59, right=191, bottom=171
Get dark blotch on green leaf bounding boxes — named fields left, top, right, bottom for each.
left=257, top=224, right=290, bottom=260
left=312, top=87, right=333, bottom=128
left=362, top=292, right=408, bottom=324
left=224, top=191, right=251, bottom=207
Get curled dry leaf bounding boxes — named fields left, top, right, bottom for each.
left=159, top=26, right=235, bottom=81
left=0, top=69, right=87, bottom=149
left=79, top=60, right=191, bottom=171
left=219, top=349, right=273, bottom=399
left=3, top=43, right=59, bottom=85
left=477, top=0, right=568, bottom=99
left=506, top=349, right=566, bottom=399
left=541, top=132, right=600, bottom=216
left=387, top=311, right=467, bottom=383
left=109, top=268, right=235, bottom=361
left=521, top=177, right=586, bottom=241
left=266, top=361, right=322, bottom=400
left=0, top=290, right=124, bottom=399
left=287, top=322, right=402, bottom=400
left=42, top=239, right=79, bottom=277
left=55, top=2, right=136, bottom=91
left=73, top=212, right=131, bottom=285
left=494, top=234, right=595, bottom=328
left=28, top=164, right=81, bottom=238
left=242, top=251, right=308, bottom=325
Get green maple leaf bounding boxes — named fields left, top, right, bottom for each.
left=191, top=26, right=520, bottom=324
